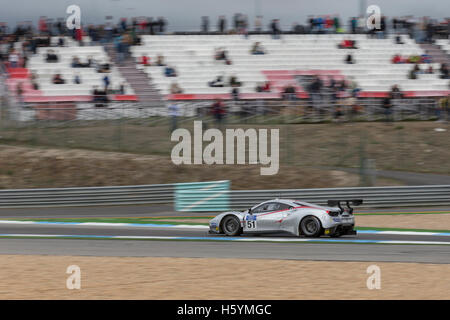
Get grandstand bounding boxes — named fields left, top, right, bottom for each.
left=6, top=37, right=137, bottom=103
left=2, top=32, right=449, bottom=122
left=131, top=34, right=450, bottom=100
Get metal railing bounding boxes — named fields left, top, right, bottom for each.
left=0, top=183, right=448, bottom=209
left=3, top=96, right=442, bottom=125
left=229, top=185, right=450, bottom=209
left=0, top=184, right=174, bottom=208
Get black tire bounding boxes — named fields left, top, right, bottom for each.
left=221, top=215, right=242, bottom=236
left=300, top=216, right=322, bottom=237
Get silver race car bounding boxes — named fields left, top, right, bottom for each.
left=209, top=199, right=362, bottom=238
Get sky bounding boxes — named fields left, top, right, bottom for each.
left=0, top=0, right=448, bottom=31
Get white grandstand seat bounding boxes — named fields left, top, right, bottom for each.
left=131, top=34, right=449, bottom=97
left=28, top=44, right=135, bottom=97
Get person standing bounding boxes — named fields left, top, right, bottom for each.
left=16, top=82, right=24, bottom=108
left=201, top=16, right=209, bottom=33
left=8, top=49, right=19, bottom=68
left=168, top=102, right=179, bottom=132
left=212, top=98, right=226, bottom=128
left=255, top=16, right=263, bottom=33
left=383, top=93, right=393, bottom=122
left=218, top=16, right=226, bottom=34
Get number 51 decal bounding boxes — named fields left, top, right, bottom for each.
left=246, top=220, right=257, bottom=229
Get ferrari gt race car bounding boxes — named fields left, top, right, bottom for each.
left=209, top=199, right=363, bottom=238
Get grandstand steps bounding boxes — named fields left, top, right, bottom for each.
left=420, top=43, right=450, bottom=65
left=104, top=43, right=163, bottom=105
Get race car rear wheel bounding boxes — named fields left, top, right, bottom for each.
left=300, top=216, right=322, bottom=237
left=221, top=215, right=242, bottom=236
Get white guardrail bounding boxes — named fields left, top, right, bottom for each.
left=0, top=182, right=449, bottom=210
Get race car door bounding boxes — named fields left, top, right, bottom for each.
left=244, top=202, right=289, bottom=233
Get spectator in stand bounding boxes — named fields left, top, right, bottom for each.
left=350, top=17, right=358, bottom=34
left=156, top=55, right=166, bottom=66
left=218, top=16, right=226, bottom=34
left=45, top=49, right=58, bottom=62
left=22, top=54, right=28, bottom=68
left=52, top=73, right=65, bottom=84
left=308, top=76, right=323, bottom=108
left=250, top=42, right=265, bottom=55
left=426, top=65, right=434, bottom=74
left=140, top=54, right=151, bottom=66
left=240, top=15, right=249, bottom=38
left=440, top=63, right=449, bottom=79
left=16, top=82, right=24, bottom=107
left=83, top=56, right=93, bottom=68
left=103, top=74, right=110, bottom=91
left=282, top=85, right=296, bottom=100
left=256, top=81, right=271, bottom=92
left=168, top=102, right=179, bottom=132
left=229, top=75, right=242, bottom=87
left=395, top=35, right=405, bottom=44
left=164, top=65, right=177, bottom=77
left=212, top=98, right=226, bottom=126
left=92, top=85, right=108, bottom=107
left=71, top=56, right=82, bottom=68
left=338, top=39, right=358, bottom=49
left=201, top=16, right=209, bottom=33
left=383, top=93, right=393, bottom=122
left=8, top=49, right=19, bottom=68
left=390, top=84, right=403, bottom=100
left=75, top=27, right=83, bottom=46
left=392, top=54, right=403, bottom=64
left=73, top=73, right=82, bottom=84
left=118, top=82, right=126, bottom=95
left=157, top=17, right=166, bottom=34
left=255, top=16, right=263, bottom=33
left=409, top=64, right=421, bottom=79
left=170, top=82, right=183, bottom=94
left=231, top=87, right=240, bottom=101
left=270, top=19, right=281, bottom=39
left=97, top=60, right=111, bottom=73
left=333, top=15, right=341, bottom=33
left=208, top=75, right=225, bottom=87
left=30, top=72, right=39, bottom=90
left=407, top=55, right=421, bottom=64
left=214, top=48, right=232, bottom=65
left=345, top=53, right=355, bottom=64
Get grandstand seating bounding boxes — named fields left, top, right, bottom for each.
left=131, top=34, right=450, bottom=100
left=16, top=37, right=137, bottom=102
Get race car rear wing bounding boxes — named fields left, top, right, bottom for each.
left=327, top=199, right=363, bottom=214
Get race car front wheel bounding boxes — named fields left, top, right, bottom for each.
left=222, top=215, right=242, bottom=236
left=300, top=216, right=322, bottom=237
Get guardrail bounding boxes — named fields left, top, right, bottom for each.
left=0, top=183, right=448, bottom=209
left=230, top=185, right=450, bottom=209
left=0, top=184, right=175, bottom=208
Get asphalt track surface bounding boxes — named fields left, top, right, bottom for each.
left=0, top=205, right=449, bottom=263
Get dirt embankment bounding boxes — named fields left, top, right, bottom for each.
left=0, top=144, right=399, bottom=189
